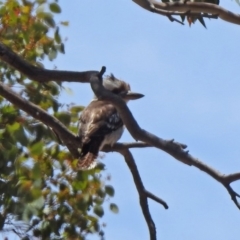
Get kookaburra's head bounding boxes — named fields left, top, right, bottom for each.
left=101, top=74, right=144, bottom=102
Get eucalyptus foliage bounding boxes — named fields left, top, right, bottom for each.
left=0, top=1, right=116, bottom=239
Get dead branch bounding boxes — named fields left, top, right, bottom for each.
left=132, top=0, right=240, bottom=25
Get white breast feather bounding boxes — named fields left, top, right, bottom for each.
left=100, top=126, right=124, bottom=150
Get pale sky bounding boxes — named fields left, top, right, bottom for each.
left=4, top=0, right=240, bottom=239
left=56, top=1, right=240, bottom=240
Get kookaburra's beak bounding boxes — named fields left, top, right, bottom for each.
left=123, top=91, right=144, bottom=100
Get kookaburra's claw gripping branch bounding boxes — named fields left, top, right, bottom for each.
left=0, top=42, right=240, bottom=240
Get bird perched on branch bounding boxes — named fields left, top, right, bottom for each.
left=162, top=0, right=219, bottom=27
left=77, top=74, right=144, bottom=170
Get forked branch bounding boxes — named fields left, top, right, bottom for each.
left=0, top=82, right=80, bottom=158
left=104, top=144, right=168, bottom=240
left=111, top=143, right=240, bottom=208
left=133, top=0, right=240, bottom=25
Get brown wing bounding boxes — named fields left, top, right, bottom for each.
left=77, top=100, right=123, bottom=170
left=78, top=100, right=123, bottom=146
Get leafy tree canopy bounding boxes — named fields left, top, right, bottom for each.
left=0, top=1, right=116, bottom=239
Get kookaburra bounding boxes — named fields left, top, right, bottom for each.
left=77, top=74, right=144, bottom=170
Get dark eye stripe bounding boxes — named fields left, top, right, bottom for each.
left=111, top=86, right=129, bottom=95
left=112, top=89, right=124, bottom=94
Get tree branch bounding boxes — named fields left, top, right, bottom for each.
left=103, top=143, right=169, bottom=239
left=104, top=142, right=151, bottom=150
left=145, top=190, right=169, bottom=209
left=103, top=144, right=169, bottom=209
left=224, top=173, right=240, bottom=183
left=121, top=149, right=157, bottom=240
left=0, top=43, right=239, bottom=209
left=107, top=143, right=240, bottom=209
left=0, top=82, right=80, bottom=158
left=0, top=42, right=98, bottom=83
left=113, top=148, right=158, bottom=240
left=132, top=0, right=240, bottom=26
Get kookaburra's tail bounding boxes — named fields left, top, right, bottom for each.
left=77, top=152, right=97, bottom=170
left=77, top=137, right=103, bottom=170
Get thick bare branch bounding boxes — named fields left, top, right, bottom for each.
left=103, top=142, right=151, bottom=150
left=224, top=173, right=240, bottom=183
left=0, top=42, right=98, bottom=83
left=133, top=0, right=240, bottom=25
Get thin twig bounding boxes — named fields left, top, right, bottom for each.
left=145, top=190, right=168, bottom=209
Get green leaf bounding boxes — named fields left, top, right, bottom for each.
left=22, top=205, right=37, bottom=222
left=30, top=196, right=45, bottom=209
left=72, top=180, right=87, bottom=191
left=59, top=43, right=65, bottom=54
left=32, top=163, right=42, bottom=180
left=49, top=3, right=61, bottom=13
left=70, top=105, right=85, bottom=114
left=94, top=205, right=104, bottom=218
left=6, top=122, right=20, bottom=132
left=54, top=112, right=71, bottom=126
left=48, top=48, right=57, bottom=61
left=37, top=0, right=47, bottom=4
left=43, top=14, right=55, bottom=28
left=1, top=105, right=18, bottom=124
left=49, top=143, right=59, bottom=157
left=60, top=21, right=69, bottom=26
left=29, top=141, right=44, bottom=155
left=62, top=86, right=73, bottom=95
left=105, top=185, right=114, bottom=197
left=32, top=22, right=48, bottom=33
left=54, top=27, right=61, bottom=44
left=14, top=125, right=29, bottom=146
left=110, top=203, right=119, bottom=213
left=93, top=197, right=104, bottom=205
left=96, top=188, right=106, bottom=198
